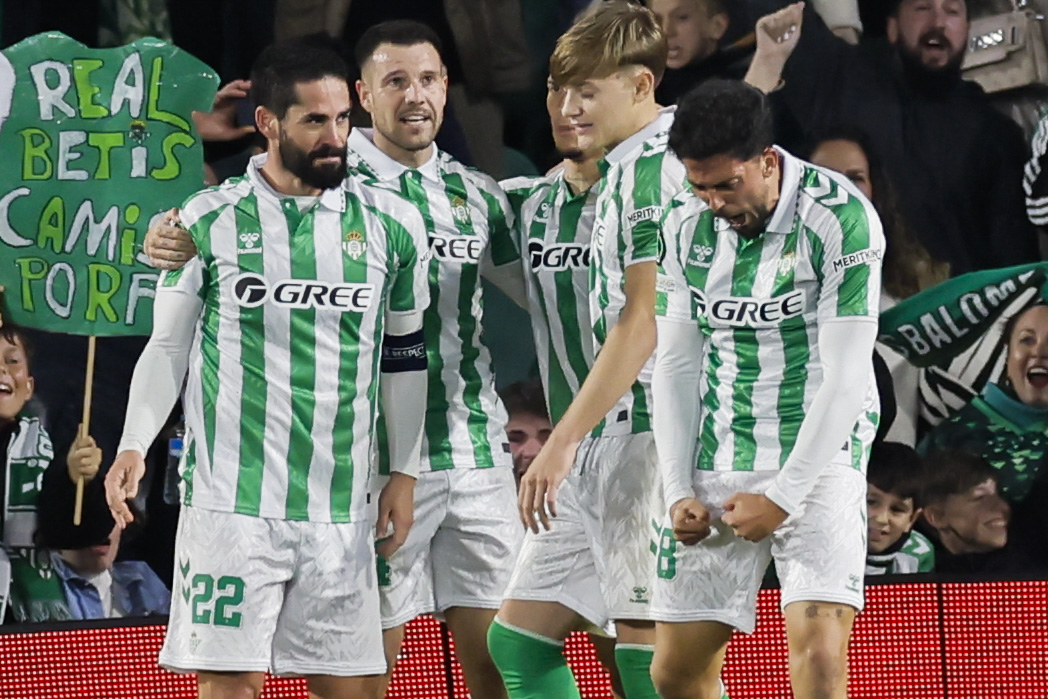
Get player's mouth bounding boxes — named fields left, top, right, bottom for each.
left=0, top=382, right=13, bottom=396
left=400, top=112, right=432, bottom=127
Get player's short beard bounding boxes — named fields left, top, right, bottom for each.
left=896, top=32, right=965, bottom=88
left=557, top=146, right=586, bottom=163
left=279, top=131, right=348, bottom=190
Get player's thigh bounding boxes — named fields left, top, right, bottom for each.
left=772, top=460, right=867, bottom=615
left=650, top=472, right=774, bottom=635
left=160, top=507, right=294, bottom=674
left=433, top=467, right=522, bottom=611
left=652, top=620, right=732, bottom=686
left=271, top=519, right=386, bottom=677
left=375, top=471, right=448, bottom=627
left=502, top=452, right=609, bottom=631
left=307, top=674, right=380, bottom=699
left=592, top=433, right=663, bottom=622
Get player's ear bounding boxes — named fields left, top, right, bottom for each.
left=632, top=67, right=655, bottom=102
left=256, top=105, right=279, bottom=141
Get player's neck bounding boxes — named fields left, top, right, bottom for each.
left=563, top=157, right=601, bottom=195
left=260, top=155, right=322, bottom=197
left=374, top=130, right=435, bottom=169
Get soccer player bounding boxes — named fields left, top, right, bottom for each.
left=490, top=4, right=687, bottom=698
left=140, top=23, right=525, bottom=698
left=104, top=40, right=430, bottom=699
left=350, top=20, right=524, bottom=699
left=650, top=79, right=883, bottom=699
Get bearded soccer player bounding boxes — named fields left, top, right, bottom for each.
left=489, top=4, right=690, bottom=699
left=104, top=41, right=430, bottom=699
left=649, top=79, right=883, bottom=699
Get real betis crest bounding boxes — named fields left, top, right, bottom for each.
left=343, top=230, right=367, bottom=260
left=451, top=196, right=470, bottom=225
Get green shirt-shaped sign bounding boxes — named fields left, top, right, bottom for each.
left=0, top=32, right=218, bottom=335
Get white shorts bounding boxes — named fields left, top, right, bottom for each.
left=160, top=506, right=385, bottom=676
left=650, top=457, right=867, bottom=634
left=503, top=432, right=663, bottom=629
left=377, top=467, right=522, bottom=629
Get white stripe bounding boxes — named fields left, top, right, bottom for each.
left=750, top=236, right=787, bottom=470
left=306, top=208, right=345, bottom=520
left=209, top=206, right=244, bottom=511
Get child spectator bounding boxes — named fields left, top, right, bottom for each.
left=498, top=379, right=552, bottom=486
left=866, top=442, right=934, bottom=575
left=919, top=450, right=1029, bottom=574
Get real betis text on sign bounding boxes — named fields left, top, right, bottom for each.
left=0, top=32, right=217, bottom=335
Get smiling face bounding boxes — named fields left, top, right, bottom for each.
left=506, top=412, right=552, bottom=483
left=552, top=68, right=651, bottom=155
left=648, top=0, right=727, bottom=69
left=1005, top=305, right=1048, bottom=408
left=0, top=332, right=33, bottom=423
left=682, top=149, right=780, bottom=237
left=928, top=478, right=1010, bottom=554
left=357, top=42, right=447, bottom=164
left=867, top=483, right=921, bottom=554
left=887, top=0, right=969, bottom=74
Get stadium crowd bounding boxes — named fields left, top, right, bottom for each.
left=2, top=0, right=1048, bottom=697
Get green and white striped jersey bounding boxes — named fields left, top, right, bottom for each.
left=591, top=107, right=687, bottom=437
left=866, top=530, right=935, bottom=575
left=501, top=171, right=598, bottom=425
left=348, top=129, right=517, bottom=472
left=163, top=155, right=430, bottom=523
left=658, top=147, right=884, bottom=473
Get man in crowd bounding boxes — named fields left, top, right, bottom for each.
left=105, top=39, right=430, bottom=699
left=499, top=380, right=553, bottom=485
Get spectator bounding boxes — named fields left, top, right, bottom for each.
left=746, top=0, right=1040, bottom=276
left=498, top=379, right=552, bottom=485
left=866, top=442, right=934, bottom=575
left=808, top=127, right=947, bottom=444
left=38, top=495, right=170, bottom=620
left=648, top=0, right=746, bottom=106
left=919, top=450, right=1021, bottom=573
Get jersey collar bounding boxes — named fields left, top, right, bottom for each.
left=764, top=145, right=799, bottom=235
left=246, top=153, right=346, bottom=212
left=601, top=105, right=676, bottom=169
left=348, top=128, right=441, bottom=184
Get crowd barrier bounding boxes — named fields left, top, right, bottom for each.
left=1, top=577, right=1046, bottom=698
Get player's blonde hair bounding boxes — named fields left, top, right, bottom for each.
left=550, top=1, right=668, bottom=87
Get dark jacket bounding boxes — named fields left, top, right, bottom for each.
left=772, top=5, right=1038, bottom=276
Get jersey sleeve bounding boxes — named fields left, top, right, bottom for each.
left=383, top=207, right=431, bottom=316
left=655, top=196, right=699, bottom=323
left=480, top=179, right=521, bottom=267
left=499, top=175, right=541, bottom=255
left=618, top=150, right=687, bottom=268
left=815, top=190, right=885, bottom=324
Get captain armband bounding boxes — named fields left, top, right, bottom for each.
left=381, top=329, right=427, bottom=373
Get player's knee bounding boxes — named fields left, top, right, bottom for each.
left=197, top=671, right=265, bottom=699
left=788, top=640, right=848, bottom=696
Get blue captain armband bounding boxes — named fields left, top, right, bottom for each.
left=381, top=329, right=427, bottom=373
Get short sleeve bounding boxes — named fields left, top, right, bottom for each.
left=618, top=150, right=687, bottom=267
left=386, top=210, right=431, bottom=316
left=655, top=200, right=699, bottom=323
left=815, top=195, right=885, bottom=323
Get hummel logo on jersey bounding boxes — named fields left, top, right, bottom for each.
left=691, top=288, right=806, bottom=327
left=627, top=206, right=662, bottom=226
left=233, top=273, right=375, bottom=312
left=688, top=245, right=714, bottom=267
left=430, top=234, right=482, bottom=263
left=528, top=241, right=590, bottom=270
left=238, top=232, right=262, bottom=254
left=832, top=249, right=882, bottom=273
left=535, top=202, right=551, bottom=223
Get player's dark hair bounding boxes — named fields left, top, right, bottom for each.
left=921, top=449, right=998, bottom=507
left=868, top=441, right=924, bottom=507
left=0, top=324, right=33, bottom=375
left=669, top=79, right=773, bottom=162
left=498, top=379, right=550, bottom=422
left=354, top=20, right=445, bottom=72
left=250, top=36, right=349, bottom=120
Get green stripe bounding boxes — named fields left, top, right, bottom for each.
left=284, top=200, right=318, bottom=519
left=233, top=192, right=267, bottom=515
left=835, top=197, right=873, bottom=316
left=189, top=205, right=229, bottom=504
left=729, top=235, right=762, bottom=471
left=774, top=228, right=807, bottom=466
left=330, top=197, right=370, bottom=521
left=480, top=187, right=518, bottom=266
left=443, top=172, right=494, bottom=469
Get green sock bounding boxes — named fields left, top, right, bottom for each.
left=614, top=644, right=659, bottom=699
left=487, top=617, right=581, bottom=699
